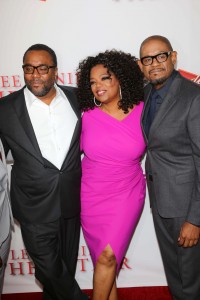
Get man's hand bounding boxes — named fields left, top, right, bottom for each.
left=178, top=221, right=200, bottom=247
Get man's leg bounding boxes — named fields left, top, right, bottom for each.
left=152, top=207, right=200, bottom=300
left=0, top=233, right=11, bottom=299
left=20, top=219, right=88, bottom=300
left=59, top=215, right=89, bottom=299
left=59, top=216, right=80, bottom=277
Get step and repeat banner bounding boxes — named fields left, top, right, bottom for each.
left=0, top=0, right=200, bottom=294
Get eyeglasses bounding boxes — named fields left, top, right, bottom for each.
left=140, top=51, right=172, bottom=66
left=22, top=64, right=56, bottom=75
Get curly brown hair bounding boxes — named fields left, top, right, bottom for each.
left=76, top=50, right=144, bottom=113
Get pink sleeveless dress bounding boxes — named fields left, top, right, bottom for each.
left=81, top=102, right=146, bottom=272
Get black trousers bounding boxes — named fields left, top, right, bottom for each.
left=20, top=215, right=87, bottom=300
left=152, top=206, right=200, bottom=300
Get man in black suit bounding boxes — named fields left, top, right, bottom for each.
left=0, top=44, right=88, bottom=300
left=138, top=35, right=200, bottom=300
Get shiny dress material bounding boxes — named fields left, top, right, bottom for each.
left=81, top=102, right=146, bottom=271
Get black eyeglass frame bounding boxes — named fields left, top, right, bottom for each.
left=22, top=64, right=56, bottom=74
left=140, top=51, right=173, bottom=66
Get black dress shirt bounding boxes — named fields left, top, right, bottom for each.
left=145, top=70, right=177, bottom=137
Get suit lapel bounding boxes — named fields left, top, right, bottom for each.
left=11, top=89, right=44, bottom=164
left=58, top=86, right=81, bottom=169
left=11, top=86, right=81, bottom=170
left=61, top=87, right=80, bottom=119
left=0, top=140, right=7, bottom=176
left=141, top=84, right=152, bottom=143
left=142, top=73, right=182, bottom=142
left=149, top=75, right=182, bottom=139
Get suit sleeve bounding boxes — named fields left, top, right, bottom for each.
left=0, top=135, right=10, bottom=157
left=186, top=92, right=200, bottom=226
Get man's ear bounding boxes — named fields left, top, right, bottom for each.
left=171, top=51, right=177, bottom=65
left=54, top=67, right=58, bottom=81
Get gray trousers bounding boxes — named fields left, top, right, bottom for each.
left=0, top=232, right=11, bottom=299
left=152, top=206, right=200, bottom=300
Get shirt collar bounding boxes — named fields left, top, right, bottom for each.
left=152, top=70, right=177, bottom=100
left=24, top=84, right=63, bottom=108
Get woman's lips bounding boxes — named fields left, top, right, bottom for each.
left=96, top=90, right=106, bottom=97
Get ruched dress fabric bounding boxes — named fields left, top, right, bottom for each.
left=81, top=102, right=146, bottom=272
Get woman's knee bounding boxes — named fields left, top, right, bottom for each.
left=97, top=246, right=117, bottom=267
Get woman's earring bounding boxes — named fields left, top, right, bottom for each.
left=119, top=86, right=122, bottom=100
left=94, top=97, right=102, bottom=107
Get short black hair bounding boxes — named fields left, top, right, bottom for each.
left=140, top=35, right=173, bottom=57
left=76, top=50, right=144, bottom=114
left=23, top=44, right=57, bottom=66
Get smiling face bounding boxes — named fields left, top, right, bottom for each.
left=23, top=50, right=58, bottom=100
left=138, top=39, right=177, bottom=89
left=90, top=64, right=120, bottom=105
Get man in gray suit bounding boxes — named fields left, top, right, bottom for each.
left=0, top=139, right=13, bottom=299
left=138, top=35, right=200, bottom=300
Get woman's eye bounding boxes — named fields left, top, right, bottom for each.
left=90, top=81, right=95, bottom=86
left=102, top=76, right=111, bottom=81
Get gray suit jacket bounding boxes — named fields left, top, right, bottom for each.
left=142, top=72, right=200, bottom=226
left=0, top=140, right=13, bottom=248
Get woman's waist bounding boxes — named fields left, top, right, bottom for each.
left=82, top=159, right=144, bottom=180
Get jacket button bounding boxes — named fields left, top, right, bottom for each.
left=60, top=171, right=63, bottom=174
left=43, top=165, right=47, bottom=168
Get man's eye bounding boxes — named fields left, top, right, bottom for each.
left=39, top=66, right=47, bottom=71
left=25, top=67, right=33, bottom=71
left=144, top=58, right=151, bottom=63
left=158, top=54, right=165, bottom=59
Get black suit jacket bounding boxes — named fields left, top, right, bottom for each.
left=0, top=85, right=82, bottom=224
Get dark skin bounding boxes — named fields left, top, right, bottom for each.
left=23, top=50, right=58, bottom=105
left=178, top=222, right=199, bottom=247
left=138, top=38, right=200, bottom=248
left=90, top=64, right=134, bottom=121
left=90, top=64, right=119, bottom=300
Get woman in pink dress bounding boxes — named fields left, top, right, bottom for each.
left=77, top=50, right=146, bottom=300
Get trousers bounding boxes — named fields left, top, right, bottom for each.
left=152, top=206, right=200, bottom=300
left=0, top=232, right=11, bottom=299
left=20, top=215, right=87, bottom=300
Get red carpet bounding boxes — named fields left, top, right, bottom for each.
left=2, top=287, right=173, bottom=300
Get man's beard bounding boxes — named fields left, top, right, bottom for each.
left=149, top=76, right=167, bottom=86
left=25, top=79, right=54, bottom=97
